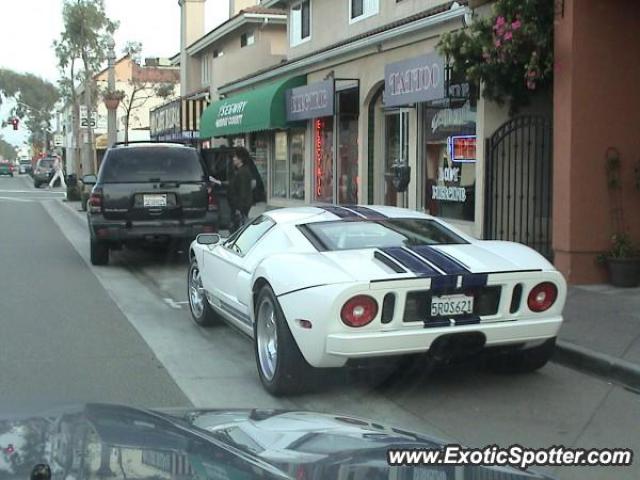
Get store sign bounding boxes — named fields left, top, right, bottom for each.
left=216, top=101, right=248, bottom=128
left=384, top=52, right=445, bottom=107
left=432, top=166, right=467, bottom=202
left=286, top=80, right=334, bottom=121
left=448, top=135, right=477, bottom=163
left=150, top=101, right=181, bottom=137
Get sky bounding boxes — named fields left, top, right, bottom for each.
left=0, top=0, right=229, bottom=147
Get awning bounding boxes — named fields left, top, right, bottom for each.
left=200, top=76, right=305, bottom=138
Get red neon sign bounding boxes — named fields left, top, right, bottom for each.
left=315, top=119, right=324, bottom=198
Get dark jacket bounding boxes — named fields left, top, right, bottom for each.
left=228, top=164, right=254, bottom=214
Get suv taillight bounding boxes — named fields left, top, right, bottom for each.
left=527, top=282, right=558, bottom=312
left=341, top=295, right=378, bottom=328
left=207, top=186, right=218, bottom=211
left=89, top=187, right=103, bottom=214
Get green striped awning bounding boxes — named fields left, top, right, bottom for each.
left=200, top=76, right=305, bottom=138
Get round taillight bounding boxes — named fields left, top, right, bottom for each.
left=527, top=282, right=558, bottom=312
left=341, top=295, right=378, bottom=327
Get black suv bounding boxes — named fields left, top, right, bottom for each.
left=84, top=142, right=218, bottom=265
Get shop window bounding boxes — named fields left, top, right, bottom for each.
left=289, top=130, right=306, bottom=200
left=337, top=88, right=359, bottom=204
left=290, top=0, right=311, bottom=46
left=240, top=32, right=255, bottom=48
left=422, top=101, right=477, bottom=222
left=272, top=131, right=288, bottom=198
left=350, top=0, right=378, bottom=23
left=314, top=117, right=334, bottom=203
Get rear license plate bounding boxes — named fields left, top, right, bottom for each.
left=430, top=294, right=474, bottom=317
left=143, top=194, right=167, bottom=208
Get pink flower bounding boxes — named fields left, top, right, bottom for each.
left=511, top=20, right=522, bottom=30
left=527, top=70, right=537, bottom=78
left=526, top=80, right=537, bottom=90
left=482, top=51, right=491, bottom=60
left=495, top=39, right=502, bottom=48
left=503, top=31, right=513, bottom=41
left=494, top=16, right=506, bottom=28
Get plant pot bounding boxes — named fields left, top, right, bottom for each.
left=606, top=257, right=640, bottom=288
left=104, top=98, right=120, bottom=110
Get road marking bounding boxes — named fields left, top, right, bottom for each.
left=163, top=298, right=184, bottom=309
left=0, top=196, right=35, bottom=203
left=0, top=189, right=66, bottom=195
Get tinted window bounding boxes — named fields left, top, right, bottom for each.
left=38, top=159, right=54, bottom=168
left=304, top=219, right=468, bottom=251
left=99, top=146, right=205, bottom=183
left=229, top=216, right=274, bottom=256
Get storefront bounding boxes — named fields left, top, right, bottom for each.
left=285, top=79, right=360, bottom=205
left=199, top=76, right=306, bottom=206
left=150, top=96, right=209, bottom=145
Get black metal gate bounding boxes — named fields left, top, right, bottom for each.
left=484, top=115, right=553, bottom=260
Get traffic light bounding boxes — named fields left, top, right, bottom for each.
left=11, top=118, right=19, bottom=130
left=4, top=444, right=14, bottom=455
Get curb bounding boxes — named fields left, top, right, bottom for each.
left=553, top=340, right=640, bottom=390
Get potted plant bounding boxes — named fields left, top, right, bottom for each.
left=598, top=233, right=640, bottom=288
left=102, top=89, right=125, bottom=110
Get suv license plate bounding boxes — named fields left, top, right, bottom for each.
left=143, top=194, right=167, bottom=208
left=430, top=294, right=474, bottom=317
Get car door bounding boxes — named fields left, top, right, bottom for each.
left=202, top=216, right=275, bottom=329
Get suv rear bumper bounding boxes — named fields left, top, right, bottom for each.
left=88, top=213, right=218, bottom=242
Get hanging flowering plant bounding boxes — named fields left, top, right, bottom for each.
left=438, top=0, right=554, bottom=113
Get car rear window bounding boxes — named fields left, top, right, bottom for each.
left=99, top=146, right=205, bottom=183
left=303, top=219, right=468, bottom=251
left=38, top=159, right=54, bottom=168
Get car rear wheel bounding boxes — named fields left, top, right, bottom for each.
left=486, top=338, right=556, bottom=374
left=188, top=260, right=218, bottom=326
left=90, top=240, right=109, bottom=266
left=255, top=284, right=314, bottom=396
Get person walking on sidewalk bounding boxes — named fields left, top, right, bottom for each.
left=228, top=147, right=254, bottom=231
left=48, top=156, right=67, bottom=190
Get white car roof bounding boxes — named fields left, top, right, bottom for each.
left=264, top=205, right=434, bottom=226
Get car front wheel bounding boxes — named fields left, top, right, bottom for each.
left=90, top=240, right=109, bottom=266
left=188, top=260, right=218, bottom=326
left=254, top=284, right=314, bottom=396
left=486, top=338, right=556, bottom=374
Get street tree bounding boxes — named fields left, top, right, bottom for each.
left=0, top=135, right=18, bottom=161
left=116, top=41, right=177, bottom=143
left=0, top=69, right=59, bottom=152
left=55, top=0, right=118, bottom=175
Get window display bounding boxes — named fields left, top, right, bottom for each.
left=289, top=129, right=305, bottom=200
left=272, top=131, right=288, bottom=198
left=422, top=101, right=477, bottom=221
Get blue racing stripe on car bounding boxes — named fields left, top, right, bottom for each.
left=410, top=246, right=470, bottom=275
left=317, top=205, right=361, bottom=219
left=379, top=247, right=440, bottom=275
left=342, top=205, right=387, bottom=219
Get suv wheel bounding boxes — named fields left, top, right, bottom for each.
left=90, top=240, right=109, bottom=266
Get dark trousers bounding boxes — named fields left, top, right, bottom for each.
left=232, top=207, right=250, bottom=232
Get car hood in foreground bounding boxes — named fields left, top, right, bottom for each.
left=0, top=404, right=553, bottom=479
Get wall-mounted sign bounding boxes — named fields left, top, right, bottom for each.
left=215, top=101, right=248, bottom=128
left=150, top=100, right=181, bottom=136
left=448, top=135, right=477, bottom=163
left=286, top=80, right=334, bottom=121
left=384, top=52, right=445, bottom=108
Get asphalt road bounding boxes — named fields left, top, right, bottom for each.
left=1, top=173, right=639, bottom=479
left=0, top=175, right=189, bottom=414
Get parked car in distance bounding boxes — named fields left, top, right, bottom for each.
left=33, top=157, right=56, bottom=187
left=85, top=142, right=218, bottom=265
left=0, top=160, right=14, bottom=176
left=188, top=205, right=567, bottom=396
left=18, top=159, right=33, bottom=175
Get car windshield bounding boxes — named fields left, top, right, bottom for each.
left=304, top=219, right=467, bottom=250
left=99, top=147, right=205, bottom=183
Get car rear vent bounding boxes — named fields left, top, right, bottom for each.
left=381, top=294, right=396, bottom=324
left=510, top=284, right=523, bottom=313
left=374, top=251, right=406, bottom=273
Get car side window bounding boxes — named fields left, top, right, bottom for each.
left=227, top=216, right=274, bottom=256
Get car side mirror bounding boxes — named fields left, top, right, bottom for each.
left=196, top=233, right=220, bottom=246
left=82, top=174, right=97, bottom=185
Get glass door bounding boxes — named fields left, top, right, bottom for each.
left=383, top=110, right=409, bottom=206
left=336, top=88, right=359, bottom=205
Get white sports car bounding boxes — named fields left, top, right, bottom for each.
left=188, top=205, right=567, bottom=395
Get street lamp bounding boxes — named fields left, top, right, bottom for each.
left=106, top=36, right=118, bottom=148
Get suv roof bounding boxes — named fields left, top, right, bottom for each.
left=111, top=141, right=194, bottom=149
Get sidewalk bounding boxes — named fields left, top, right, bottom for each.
left=555, top=284, right=640, bottom=390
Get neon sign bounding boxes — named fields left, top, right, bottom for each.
left=448, top=135, right=476, bottom=163
left=315, top=119, right=324, bottom=198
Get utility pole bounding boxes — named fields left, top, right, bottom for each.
left=106, top=36, right=118, bottom=148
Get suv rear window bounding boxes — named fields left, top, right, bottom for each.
left=38, top=159, right=54, bottom=168
left=99, top=146, right=205, bottom=183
